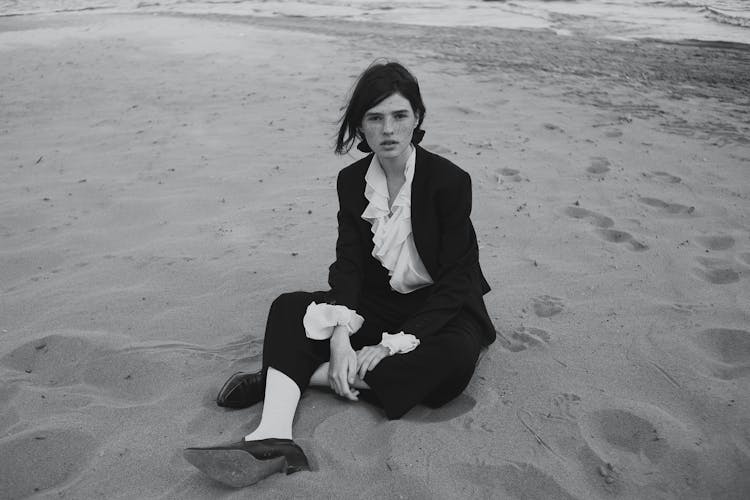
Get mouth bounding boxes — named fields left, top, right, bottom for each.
left=380, top=140, right=398, bottom=146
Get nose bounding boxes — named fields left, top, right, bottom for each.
left=383, top=116, right=394, bottom=135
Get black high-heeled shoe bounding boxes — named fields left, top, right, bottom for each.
left=216, top=370, right=266, bottom=409
left=183, top=438, right=310, bottom=488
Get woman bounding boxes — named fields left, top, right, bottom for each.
left=184, top=61, right=496, bottom=488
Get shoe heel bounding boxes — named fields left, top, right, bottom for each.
left=184, top=448, right=286, bottom=488
left=282, top=445, right=310, bottom=474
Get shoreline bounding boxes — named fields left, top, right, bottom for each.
left=149, top=11, right=750, bottom=146
left=2, top=4, right=750, bottom=46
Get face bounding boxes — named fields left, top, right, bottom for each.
left=360, top=93, right=420, bottom=164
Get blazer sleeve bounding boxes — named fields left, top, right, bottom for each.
left=398, top=171, right=480, bottom=338
left=327, top=170, right=364, bottom=311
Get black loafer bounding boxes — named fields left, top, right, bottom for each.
left=183, top=438, right=310, bottom=488
left=216, top=370, right=266, bottom=409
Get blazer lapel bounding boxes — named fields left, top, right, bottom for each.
left=410, top=146, right=437, bottom=277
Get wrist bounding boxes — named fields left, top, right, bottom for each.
left=331, top=327, right=351, bottom=345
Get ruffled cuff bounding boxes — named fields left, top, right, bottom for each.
left=303, top=302, right=364, bottom=340
left=379, top=332, right=420, bottom=355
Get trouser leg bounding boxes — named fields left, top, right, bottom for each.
left=261, top=291, right=332, bottom=392
left=362, top=312, right=483, bottom=420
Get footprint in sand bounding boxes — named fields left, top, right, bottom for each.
left=550, top=393, right=582, bottom=422
left=580, top=409, right=668, bottom=465
left=586, top=157, right=611, bottom=175
left=496, top=326, right=551, bottom=352
left=574, top=402, right=741, bottom=498
left=605, top=129, right=623, bottom=138
left=695, top=235, right=735, bottom=251
left=0, top=428, right=98, bottom=498
left=595, top=229, right=649, bottom=251
left=563, top=206, right=614, bottom=228
left=639, top=197, right=695, bottom=215
left=449, top=462, right=577, bottom=499
left=498, top=167, right=522, bottom=183
left=692, top=257, right=741, bottom=285
left=532, top=295, right=564, bottom=317
left=691, top=328, right=750, bottom=380
left=576, top=407, right=681, bottom=495
left=647, top=171, right=681, bottom=183
left=0, top=333, right=177, bottom=402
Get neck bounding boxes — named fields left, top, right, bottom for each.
left=377, top=144, right=413, bottom=179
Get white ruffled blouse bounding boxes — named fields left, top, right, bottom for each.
left=301, top=147, right=430, bottom=353
left=361, top=147, right=434, bottom=294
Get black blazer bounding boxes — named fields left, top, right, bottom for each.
left=328, top=146, right=496, bottom=345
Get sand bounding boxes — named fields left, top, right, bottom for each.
left=1, top=10, right=749, bottom=500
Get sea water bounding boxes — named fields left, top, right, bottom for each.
left=1, top=0, right=748, bottom=44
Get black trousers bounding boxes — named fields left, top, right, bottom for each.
left=261, top=290, right=484, bottom=420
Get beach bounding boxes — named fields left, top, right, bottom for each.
left=1, top=9, right=749, bottom=499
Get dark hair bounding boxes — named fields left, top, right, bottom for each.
left=335, top=61, right=426, bottom=155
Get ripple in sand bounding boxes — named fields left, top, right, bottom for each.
left=1, top=333, right=178, bottom=401
left=695, top=235, right=735, bottom=251
left=0, top=428, right=97, bottom=498
left=362, top=473, right=435, bottom=498
left=563, top=206, right=614, bottom=228
left=450, top=462, right=578, bottom=499
left=0, top=407, right=20, bottom=435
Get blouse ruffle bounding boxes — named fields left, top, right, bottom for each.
left=303, top=302, right=364, bottom=340
left=380, top=331, right=420, bottom=355
left=360, top=148, right=433, bottom=294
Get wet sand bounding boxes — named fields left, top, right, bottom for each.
left=1, top=11, right=749, bottom=499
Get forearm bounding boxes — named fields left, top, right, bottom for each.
left=330, top=325, right=351, bottom=347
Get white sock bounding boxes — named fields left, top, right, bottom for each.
left=243, top=367, right=300, bottom=441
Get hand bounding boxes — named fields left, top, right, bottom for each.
left=356, top=344, right=390, bottom=380
left=328, top=328, right=359, bottom=401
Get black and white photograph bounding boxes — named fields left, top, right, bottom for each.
left=1, top=0, right=749, bottom=498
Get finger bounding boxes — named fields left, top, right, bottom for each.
left=366, top=357, right=378, bottom=373
left=356, top=351, right=370, bottom=376
left=330, top=377, right=341, bottom=396
left=340, top=381, right=358, bottom=401
left=347, top=357, right=357, bottom=385
left=367, top=353, right=385, bottom=372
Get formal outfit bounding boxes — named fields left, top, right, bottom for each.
left=261, top=145, right=495, bottom=420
